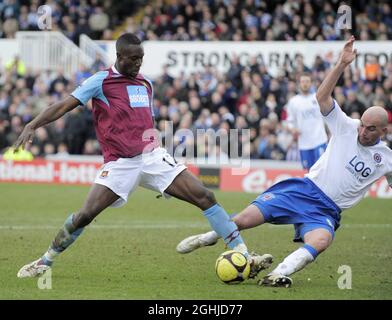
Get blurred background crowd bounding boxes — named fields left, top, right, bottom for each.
left=1, top=0, right=392, bottom=42
left=0, top=0, right=392, bottom=161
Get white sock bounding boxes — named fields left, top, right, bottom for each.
left=270, top=247, right=315, bottom=277
left=232, top=243, right=249, bottom=258
left=201, top=231, right=249, bottom=257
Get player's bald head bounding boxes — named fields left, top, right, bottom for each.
left=361, top=106, right=388, bottom=128
left=358, top=106, right=388, bottom=146
left=116, top=33, right=141, bottom=52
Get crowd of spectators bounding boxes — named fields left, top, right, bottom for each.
left=1, top=50, right=391, bottom=162
left=0, top=0, right=144, bottom=43
left=1, top=1, right=392, bottom=43
left=132, top=0, right=392, bottom=42
left=1, top=0, right=392, bottom=163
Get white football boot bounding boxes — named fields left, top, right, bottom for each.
left=258, top=273, right=293, bottom=288
left=17, top=258, right=51, bottom=278
left=176, top=231, right=219, bottom=254
left=248, top=252, right=274, bottom=279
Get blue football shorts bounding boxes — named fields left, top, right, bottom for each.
left=251, top=177, right=341, bottom=242
left=300, top=143, right=327, bottom=170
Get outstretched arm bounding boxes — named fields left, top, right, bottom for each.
left=387, top=174, right=392, bottom=189
left=13, top=95, right=81, bottom=150
left=316, top=36, right=357, bottom=115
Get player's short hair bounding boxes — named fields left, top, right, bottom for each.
left=300, top=72, right=312, bottom=79
left=116, top=33, right=141, bottom=52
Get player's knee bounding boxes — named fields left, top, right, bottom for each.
left=198, top=188, right=217, bottom=210
left=310, top=236, right=331, bottom=253
left=233, top=215, right=248, bottom=230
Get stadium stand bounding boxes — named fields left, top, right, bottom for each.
left=0, top=0, right=391, bottom=160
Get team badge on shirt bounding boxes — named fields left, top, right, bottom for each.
left=373, top=153, right=382, bottom=164
left=127, top=85, right=149, bottom=108
left=261, top=193, right=275, bottom=201
left=100, top=170, right=109, bottom=178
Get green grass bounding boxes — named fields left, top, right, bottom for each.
left=0, top=183, right=391, bottom=300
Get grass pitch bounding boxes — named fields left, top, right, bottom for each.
left=0, top=183, right=391, bottom=300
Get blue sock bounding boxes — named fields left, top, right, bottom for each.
left=203, top=204, right=247, bottom=253
left=303, top=244, right=318, bottom=259
left=49, top=214, right=84, bottom=254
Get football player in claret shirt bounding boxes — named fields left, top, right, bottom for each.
left=15, top=33, right=272, bottom=278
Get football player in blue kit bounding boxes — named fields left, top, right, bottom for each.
left=177, top=36, right=392, bottom=288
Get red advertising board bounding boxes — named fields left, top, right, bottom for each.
left=0, top=159, right=199, bottom=186
left=0, top=159, right=101, bottom=185
left=0, top=159, right=390, bottom=199
left=220, top=167, right=392, bottom=199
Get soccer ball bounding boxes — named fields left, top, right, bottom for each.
left=215, top=250, right=250, bottom=284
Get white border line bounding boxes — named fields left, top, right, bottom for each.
left=0, top=223, right=391, bottom=230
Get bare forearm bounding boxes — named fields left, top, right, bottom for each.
left=14, top=96, right=80, bottom=150
left=316, top=36, right=357, bottom=114
left=28, top=96, right=79, bottom=130
left=317, top=63, right=346, bottom=100
left=316, top=63, right=346, bottom=114
left=28, top=102, right=68, bottom=129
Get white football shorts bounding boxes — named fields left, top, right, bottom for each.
left=94, top=147, right=187, bottom=207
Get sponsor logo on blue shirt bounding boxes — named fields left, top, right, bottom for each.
left=345, top=155, right=372, bottom=182
left=127, top=85, right=149, bottom=108
left=301, top=108, right=319, bottom=119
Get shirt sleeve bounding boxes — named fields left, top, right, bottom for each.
left=323, top=99, right=360, bottom=136
left=286, top=98, right=297, bottom=129
left=71, top=71, right=108, bottom=105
